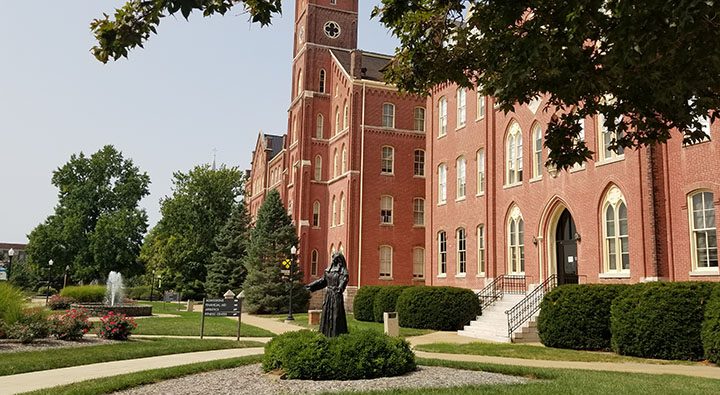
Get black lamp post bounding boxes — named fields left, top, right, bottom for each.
left=7, top=248, right=14, bottom=280
left=45, top=259, right=53, bottom=306
left=149, top=270, right=156, bottom=302
left=286, top=246, right=297, bottom=322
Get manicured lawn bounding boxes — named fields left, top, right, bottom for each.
left=414, top=342, right=698, bottom=365
left=275, top=313, right=433, bottom=338
left=131, top=302, right=274, bottom=337
left=0, top=338, right=263, bottom=376
left=19, top=355, right=263, bottom=395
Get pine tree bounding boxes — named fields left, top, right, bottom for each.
left=205, top=201, right=251, bottom=297
left=243, top=190, right=309, bottom=314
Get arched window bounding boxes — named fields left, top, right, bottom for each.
left=413, top=198, right=425, bottom=226
left=689, top=191, right=718, bottom=270
left=312, top=201, right=321, bottom=227
left=330, top=243, right=335, bottom=256
left=477, top=224, right=486, bottom=275
left=380, top=195, right=393, bottom=224
left=414, top=107, right=425, bottom=132
left=598, top=114, right=625, bottom=161
left=311, top=250, right=319, bottom=276
left=438, top=231, right=447, bottom=275
left=293, top=116, right=299, bottom=143
left=379, top=245, right=393, bottom=278
left=506, top=122, right=523, bottom=185
left=296, top=68, right=303, bottom=97
left=457, top=88, right=467, bottom=127
left=438, top=163, right=447, bottom=204
left=602, top=186, right=629, bottom=273
left=334, top=106, right=340, bottom=135
left=438, top=97, right=448, bottom=136
left=508, top=206, right=525, bottom=274
left=532, top=123, right=543, bottom=178
left=456, top=227, right=467, bottom=274
left=341, top=144, right=347, bottom=173
left=456, top=156, right=466, bottom=199
left=340, top=193, right=346, bottom=225
left=381, top=146, right=394, bottom=174
left=414, top=149, right=425, bottom=177
left=316, top=114, right=324, bottom=139
left=476, top=149, right=485, bottom=195
left=343, top=102, right=349, bottom=130
left=333, top=148, right=339, bottom=178
left=331, top=196, right=337, bottom=227
left=413, top=247, right=425, bottom=279
left=319, top=69, right=326, bottom=93
left=314, top=155, right=322, bottom=181
left=382, top=103, right=395, bottom=128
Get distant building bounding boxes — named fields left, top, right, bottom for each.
left=0, top=242, right=28, bottom=279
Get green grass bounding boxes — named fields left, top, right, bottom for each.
left=130, top=301, right=274, bottom=337
left=414, top=342, right=698, bottom=365
left=19, top=355, right=263, bottom=395
left=0, top=338, right=263, bottom=376
left=275, top=313, right=433, bottom=338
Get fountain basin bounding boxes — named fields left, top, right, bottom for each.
left=71, top=303, right=153, bottom=317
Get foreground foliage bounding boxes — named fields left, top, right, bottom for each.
left=353, top=286, right=383, bottom=322
left=50, top=309, right=93, bottom=341
left=702, top=286, right=720, bottom=363
left=263, top=330, right=415, bottom=380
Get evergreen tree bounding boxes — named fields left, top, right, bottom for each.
left=243, top=189, right=309, bottom=314
left=205, top=201, right=251, bottom=297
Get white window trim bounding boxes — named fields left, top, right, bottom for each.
left=438, top=97, right=448, bottom=137
left=413, top=247, right=425, bottom=280
left=477, top=224, right=486, bottom=277
left=414, top=107, right=426, bottom=132
left=414, top=149, right=426, bottom=178
left=382, top=103, right=396, bottom=129
left=507, top=206, right=525, bottom=275
left=438, top=163, right=447, bottom=204
left=602, top=186, right=630, bottom=274
left=438, top=231, right=447, bottom=276
left=688, top=190, right=719, bottom=272
left=456, top=156, right=466, bottom=199
left=380, top=195, right=394, bottom=225
left=476, top=148, right=486, bottom=196
left=505, top=122, right=523, bottom=187
left=456, top=88, right=467, bottom=128
left=379, top=245, right=393, bottom=279
left=456, top=227, right=467, bottom=275
left=597, top=114, right=626, bottom=163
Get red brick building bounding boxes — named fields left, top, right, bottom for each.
left=246, top=0, right=426, bottom=307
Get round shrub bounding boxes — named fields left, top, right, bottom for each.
left=48, top=295, right=74, bottom=311
left=353, top=286, right=382, bottom=322
left=263, top=330, right=329, bottom=379
left=611, top=282, right=715, bottom=360
left=538, top=284, right=628, bottom=350
left=702, top=286, right=720, bottom=364
left=7, top=308, right=50, bottom=344
left=60, top=285, right=106, bottom=303
left=97, top=312, right=137, bottom=340
left=397, top=286, right=481, bottom=330
left=263, top=329, right=415, bottom=380
left=50, top=308, right=93, bottom=341
left=373, top=286, right=410, bottom=323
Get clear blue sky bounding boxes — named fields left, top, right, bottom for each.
left=0, top=1, right=397, bottom=243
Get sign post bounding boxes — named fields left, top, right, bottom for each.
left=200, top=291, right=241, bottom=340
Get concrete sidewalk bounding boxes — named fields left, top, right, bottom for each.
left=231, top=313, right=305, bottom=335
left=130, top=334, right=273, bottom=343
left=0, top=347, right=265, bottom=395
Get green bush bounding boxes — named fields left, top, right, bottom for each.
left=37, top=286, right=57, bottom=296
left=126, top=286, right=151, bottom=300
left=262, top=329, right=415, bottom=380
left=47, top=295, right=75, bottom=311
left=50, top=308, right=93, bottom=341
left=0, top=319, right=7, bottom=339
left=702, top=286, right=720, bottom=364
left=60, top=285, right=106, bottom=303
left=7, top=308, right=50, bottom=344
left=538, top=284, right=628, bottom=350
left=397, top=286, right=481, bottom=330
left=353, top=286, right=382, bottom=322
left=373, top=286, right=410, bottom=323
left=0, top=282, right=26, bottom=325
left=611, top=282, right=715, bottom=360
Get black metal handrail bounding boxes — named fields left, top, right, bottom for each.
left=476, top=275, right=527, bottom=310
left=505, top=274, right=557, bottom=338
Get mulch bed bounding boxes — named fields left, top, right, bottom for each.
left=0, top=337, right=118, bottom=354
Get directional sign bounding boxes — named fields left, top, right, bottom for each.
left=203, top=298, right=240, bottom=317
left=0, top=267, right=6, bottom=281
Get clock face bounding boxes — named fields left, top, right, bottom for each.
left=323, top=21, right=341, bottom=39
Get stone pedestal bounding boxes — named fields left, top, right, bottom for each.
left=383, top=312, right=399, bottom=337
left=308, top=309, right=322, bottom=325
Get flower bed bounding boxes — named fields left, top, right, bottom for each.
left=70, top=303, right=152, bottom=317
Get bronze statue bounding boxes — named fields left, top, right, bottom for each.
left=305, top=252, right=349, bottom=337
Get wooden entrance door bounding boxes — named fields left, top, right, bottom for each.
left=556, top=209, right=578, bottom=285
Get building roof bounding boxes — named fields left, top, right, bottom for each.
left=330, top=49, right=393, bottom=82
left=0, top=243, right=27, bottom=250
left=265, top=134, right=285, bottom=160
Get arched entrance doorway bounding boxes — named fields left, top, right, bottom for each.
left=556, top=209, right=578, bottom=285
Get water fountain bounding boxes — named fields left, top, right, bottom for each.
left=71, top=271, right=152, bottom=317
left=106, top=271, right=124, bottom=307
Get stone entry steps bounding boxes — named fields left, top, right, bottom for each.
left=458, top=294, right=540, bottom=343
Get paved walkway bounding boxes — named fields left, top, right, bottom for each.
left=235, top=313, right=303, bottom=334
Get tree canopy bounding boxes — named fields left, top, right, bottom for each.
left=91, top=1, right=720, bottom=168
left=27, top=145, right=150, bottom=284
left=204, top=200, right=251, bottom=297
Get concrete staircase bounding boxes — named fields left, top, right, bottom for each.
left=458, top=294, right=540, bottom=343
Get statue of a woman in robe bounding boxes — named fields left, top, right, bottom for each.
left=305, top=252, right=349, bottom=337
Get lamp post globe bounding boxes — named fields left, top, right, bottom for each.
left=7, top=248, right=14, bottom=280
left=46, top=259, right=54, bottom=306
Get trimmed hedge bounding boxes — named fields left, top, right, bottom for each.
left=60, top=285, right=106, bottom=303
left=538, top=284, right=628, bottom=350
left=611, top=282, right=715, bottom=360
left=397, top=286, right=481, bottom=331
left=702, top=286, right=720, bottom=364
left=353, top=286, right=382, bottom=322
left=126, top=286, right=151, bottom=301
left=373, top=286, right=410, bottom=322
left=262, top=329, right=415, bottom=380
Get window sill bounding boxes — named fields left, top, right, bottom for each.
left=412, top=278, right=425, bottom=282
left=595, top=156, right=625, bottom=167
left=437, top=273, right=447, bottom=278
left=475, top=116, right=485, bottom=122
left=455, top=124, right=466, bottom=131
left=529, top=176, right=542, bottom=184
left=503, top=182, right=522, bottom=190
left=476, top=273, right=486, bottom=278
left=599, top=272, right=630, bottom=279
left=476, top=192, right=485, bottom=197
left=311, top=226, right=321, bottom=230
left=455, top=196, right=466, bottom=202
left=413, top=175, right=426, bottom=179
left=379, top=277, right=394, bottom=281
left=437, top=201, right=447, bottom=206
left=380, top=172, right=394, bottom=176
left=689, top=269, right=719, bottom=277
left=413, top=224, right=425, bottom=228
left=380, top=223, right=394, bottom=227
left=437, top=133, right=447, bottom=140
left=455, top=273, right=467, bottom=278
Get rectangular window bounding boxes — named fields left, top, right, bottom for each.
left=381, top=146, right=394, bottom=174
left=533, top=126, right=543, bottom=178
left=457, top=88, right=467, bottom=127
left=456, top=157, right=466, bottom=198
left=414, top=150, right=425, bottom=177
left=439, top=97, right=447, bottom=136
left=381, top=196, right=393, bottom=224
left=382, top=103, right=395, bottom=128
left=438, top=232, right=447, bottom=275
left=599, top=114, right=625, bottom=161
left=477, top=90, right=485, bottom=119
left=311, top=251, right=318, bottom=276
left=690, top=192, right=718, bottom=269
left=476, top=149, right=485, bottom=194
left=438, top=164, right=447, bottom=204
left=414, top=107, right=426, bottom=132
left=457, top=228, right=467, bottom=274
left=477, top=225, right=486, bottom=275
left=413, top=247, right=425, bottom=279
left=413, top=198, right=425, bottom=226
left=380, top=246, right=392, bottom=278
left=312, top=202, right=320, bottom=227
